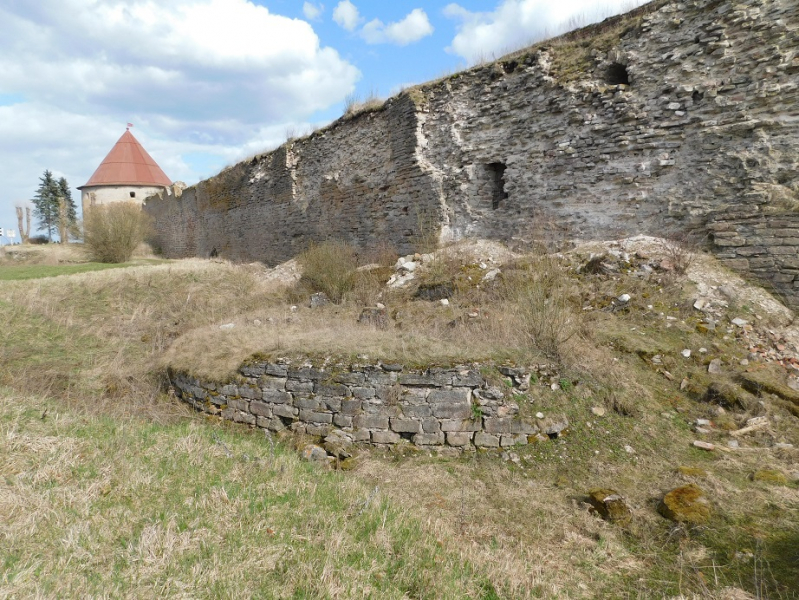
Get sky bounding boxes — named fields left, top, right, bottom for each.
left=0, top=0, right=648, bottom=241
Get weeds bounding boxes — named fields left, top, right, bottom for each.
left=296, top=240, right=358, bottom=303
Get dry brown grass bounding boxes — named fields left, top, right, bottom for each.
left=2, top=240, right=799, bottom=598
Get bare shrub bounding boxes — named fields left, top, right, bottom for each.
left=660, top=231, right=702, bottom=275
left=499, top=255, right=582, bottom=362
left=297, top=240, right=358, bottom=304
left=83, top=202, right=153, bottom=263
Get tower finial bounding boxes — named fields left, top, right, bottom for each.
left=126, top=122, right=133, bottom=130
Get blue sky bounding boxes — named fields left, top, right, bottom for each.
left=0, top=0, right=646, bottom=240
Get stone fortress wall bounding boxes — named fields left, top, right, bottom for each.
left=145, top=0, right=799, bottom=303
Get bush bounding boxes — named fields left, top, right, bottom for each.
left=297, top=240, right=358, bottom=303
left=83, top=202, right=153, bottom=263
left=499, top=255, right=581, bottom=362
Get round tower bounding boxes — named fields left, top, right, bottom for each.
left=78, top=128, right=172, bottom=214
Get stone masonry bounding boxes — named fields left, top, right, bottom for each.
left=170, top=361, right=562, bottom=450
left=145, top=0, right=799, bottom=304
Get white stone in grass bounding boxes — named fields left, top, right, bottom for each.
left=682, top=349, right=691, bottom=358
left=731, top=317, right=748, bottom=327
left=536, top=412, right=544, bottom=419
left=618, top=293, right=631, bottom=303
left=219, top=323, right=235, bottom=329
left=440, top=298, right=449, bottom=306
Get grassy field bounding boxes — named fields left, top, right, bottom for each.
left=1, top=242, right=797, bottom=598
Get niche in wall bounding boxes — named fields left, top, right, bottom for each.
left=487, top=162, right=508, bottom=210
left=606, top=63, right=630, bottom=86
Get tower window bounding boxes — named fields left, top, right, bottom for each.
left=129, top=191, right=136, bottom=198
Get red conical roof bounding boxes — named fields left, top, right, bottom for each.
left=79, top=129, right=172, bottom=188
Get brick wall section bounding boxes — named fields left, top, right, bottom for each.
left=170, top=362, right=549, bottom=449
left=145, top=0, right=799, bottom=303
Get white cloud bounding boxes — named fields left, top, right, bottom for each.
left=445, top=0, right=649, bottom=64
left=361, top=9, right=434, bottom=46
left=303, top=2, right=323, bottom=21
left=333, top=0, right=360, bottom=31
left=0, top=0, right=361, bottom=233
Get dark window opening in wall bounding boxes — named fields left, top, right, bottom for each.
left=692, top=90, right=704, bottom=104
left=502, top=60, right=518, bottom=74
left=488, top=162, right=508, bottom=210
left=129, top=191, right=136, bottom=198
left=606, top=63, right=630, bottom=86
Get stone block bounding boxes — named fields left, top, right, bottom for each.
left=484, top=417, right=537, bottom=435
left=259, top=376, right=287, bottom=390
left=264, top=363, right=288, bottom=377
left=372, top=430, right=401, bottom=444
left=446, top=432, right=473, bottom=447
left=401, top=404, right=432, bottom=418
left=286, top=380, right=314, bottom=393
left=295, top=396, right=321, bottom=410
left=316, top=383, right=349, bottom=397
left=241, top=363, right=265, bottom=377
left=341, top=399, right=362, bottom=415
left=352, top=429, right=371, bottom=442
left=333, top=414, right=353, bottom=428
left=249, top=401, right=272, bottom=418
left=428, top=389, right=471, bottom=404
left=228, top=398, right=248, bottom=412
left=351, top=387, right=376, bottom=399
left=333, top=372, right=365, bottom=385
left=220, top=384, right=237, bottom=396
left=440, top=419, right=481, bottom=432
left=288, top=367, right=327, bottom=381
left=390, top=418, right=422, bottom=433
left=209, top=393, right=226, bottom=407
left=451, top=370, right=483, bottom=387
left=413, top=432, right=445, bottom=446
left=474, top=432, right=500, bottom=448
left=272, top=404, right=298, bottom=419
left=299, top=410, right=333, bottom=424
left=432, top=403, right=472, bottom=419
left=748, top=257, right=775, bottom=269
left=421, top=418, right=440, bottom=433
left=720, top=258, right=749, bottom=270
left=306, top=423, right=333, bottom=437
left=324, top=397, right=342, bottom=412
left=365, top=371, right=397, bottom=385
left=221, top=407, right=236, bottom=420
left=399, top=373, right=449, bottom=387
left=262, top=390, right=292, bottom=404
left=501, top=434, right=529, bottom=447
left=237, top=385, right=259, bottom=399
left=234, top=411, right=256, bottom=425
left=770, top=246, right=799, bottom=255
left=354, top=414, right=389, bottom=430
left=257, top=416, right=285, bottom=431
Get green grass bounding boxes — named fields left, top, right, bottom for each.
left=0, top=259, right=168, bottom=281
left=0, top=391, right=491, bottom=599
left=1, top=244, right=798, bottom=598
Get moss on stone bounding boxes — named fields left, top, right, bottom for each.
left=751, top=469, right=788, bottom=485
left=658, top=484, right=711, bottom=524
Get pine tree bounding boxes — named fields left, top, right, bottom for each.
left=32, top=170, right=60, bottom=242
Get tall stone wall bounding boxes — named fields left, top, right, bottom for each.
left=145, top=0, right=799, bottom=302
